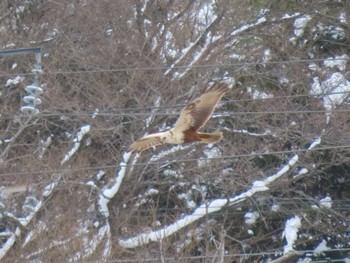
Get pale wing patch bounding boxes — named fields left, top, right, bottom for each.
left=174, top=82, right=229, bottom=132
left=172, top=102, right=196, bottom=133
left=129, top=133, right=164, bottom=153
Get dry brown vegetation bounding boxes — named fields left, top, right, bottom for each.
left=1, top=0, right=350, bottom=262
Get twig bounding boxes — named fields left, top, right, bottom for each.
left=0, top=116, right=32, bottom=165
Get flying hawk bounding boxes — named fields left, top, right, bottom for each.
left=129, top=82, right=229, bottom=153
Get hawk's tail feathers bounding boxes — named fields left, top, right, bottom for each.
left=197, top=132, right=223, bottom=144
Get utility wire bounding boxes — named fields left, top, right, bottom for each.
left=1, top=144, right=350, bottom=177
left=1, top=104, right=349, bottom=120
left=33, top=108, right=350, bottom=117
left=0, top=108, right=344, bottom=122
left=0, top=57, right=348, bottom=77
left=97, top=248, right=350, bottom=262
left=37, top=203, right=350, bottom=217
left=1, top=89, right=348, bottom=121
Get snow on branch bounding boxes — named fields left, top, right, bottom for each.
left=144, top=96, right=161, bottom=129
left=150, top=145, right=192, bottom=162
left=98, top=151, right=134, bottom=217
left=175, top=32, right=220, bottom=80
left=118, top=199, right=227, bottom=248
left=0, top=180, right=59, bottom=260
left=61, top=125, right=91, bottom=165
left=224, top=16, right=266, bottom=49
left=311, top=72, right=350, bottom=124
left=164, top=14, right=222, bottom=77
left=0, top=228, right=21, bottom=259
left=68, top=223, right=111, bottom=262
left=282, top=216, right=301, bottom=254
left=118, top=154, right=299, bottom=249
left=92, top=151, right=138, bottom=260
left=116, top=130, right=322, bottom=249
left=230, top=17, right=266, bottom=37
left=229, top=154, right=298, bottom=206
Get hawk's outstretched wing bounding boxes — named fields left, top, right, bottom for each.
left=128, top=82, right=230, bottom=153
left=128, top=133, right=164, bottom=153
left=173, top=82, right=229, bottom=133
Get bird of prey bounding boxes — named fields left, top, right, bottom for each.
left=129, top=82, right=229, bottom=153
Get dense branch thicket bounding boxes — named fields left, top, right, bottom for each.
left=0, top=0, right=350, bottom=262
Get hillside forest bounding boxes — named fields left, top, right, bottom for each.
left=1, top=0, right=350, bottom=262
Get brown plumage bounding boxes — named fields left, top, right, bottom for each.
left=129, top=82, right=229, bottom=153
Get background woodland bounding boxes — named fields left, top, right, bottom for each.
left=0, top=0, right=350, bottom=262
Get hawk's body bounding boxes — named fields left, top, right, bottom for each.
left=129, top=82, right=229, bottom=153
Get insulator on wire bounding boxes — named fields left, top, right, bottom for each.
left=25, top=85, right=43, bottom=95
left=21, top=106, right=40, bottom=115
left=21, top=83, right=43, bottom=115
left=21, top=50, right=43, bottom=115
left=23, top=96, right=41, bottom=105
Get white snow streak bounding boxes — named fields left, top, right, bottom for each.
left=245, top=211, right=259, bottom=225
left=37, top=135, right=53, bottom=160
left=281, top=13, right=300, bottom=20
left=5, top=76, right=24, bottom=86
left=119, top=199, right=227, bottom=248
left=0, top=227, right=21, bottom=259
left=68, top=223, right=111, bottom=262
left=118, top=154, right=299, bottom=248
left=144, top=96, right=161, bottom=128
left=313, top=239, right=331, bottom=256
left=231, top=17, right=266, bottom=37
left=324, top=54, right=349, bottom=71
left=150, top=145, right=191, bottom=162
left=308, top=136, right=321, bottom=150
left=0, top=180, right=59, bottom=260
left=232, top=128, right=276, bottom=137
left=282, top=216, right=301, bottom=254
left=98, top=151, right=133, bottom=217
left=61, top=125, right=91, bottom=165
left=247, top=86, right=274, bottom=100
left=293, top=15, right=311, bottom=37
left=319, top=196, right=332, bottom=209
left=311, top=73, right=350, bottom=124
left=176, top=32, right=218, bottom=80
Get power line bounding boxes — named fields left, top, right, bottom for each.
left=98, top=248, right=350, bottom=262
left=1, top=105, right=349, bottom=121
left=1, top=144, right=349, bottom=177
left=1, top=89, right=348, bottom=121
left=33, top=108, right=350, bottom=117
left=0, top=57, right=348, bottom=77
left=35, top=203, right=350, bottom=217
